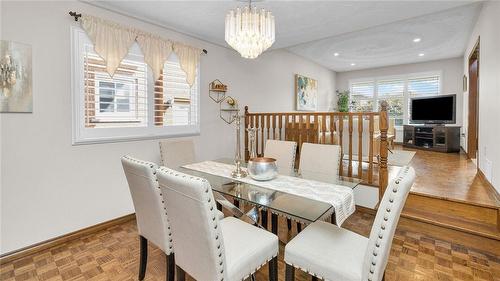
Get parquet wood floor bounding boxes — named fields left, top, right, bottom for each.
left=1, top=211, right=499, bottom=281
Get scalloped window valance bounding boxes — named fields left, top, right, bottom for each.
left=80, top=14, right=201, bottom=87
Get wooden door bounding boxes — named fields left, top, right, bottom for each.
left=467, top=42, right=479, bottom=160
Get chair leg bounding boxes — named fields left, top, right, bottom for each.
left=268, top=256, right=278, bottom=281
left=176, top=265, right=186, bottom=281
left=287, top=218, right=292, bottom=230
left=296, top=222, right=302, bottom=233
left=166, top=253, right=175, bottom=281
left=285, top=264, right=295, bottom=281
left=261, top=209, right=268, bottom=229
left=139, top=236, right=148, bottom=281
left=271, top=213, right=278, bottom=235
left=331, top=213, right=336, bottom=225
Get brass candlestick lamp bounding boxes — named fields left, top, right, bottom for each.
left=219, top=95, right=246, bottom=179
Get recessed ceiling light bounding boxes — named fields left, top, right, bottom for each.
left=334, top=52, right=339, bottom=57
left=413, top=38, right=421, bottom=43
left=350, top=63, right=356, bottom=66
left=418, top=53, right=425, bottom=57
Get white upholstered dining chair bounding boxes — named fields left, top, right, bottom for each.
left=159, top=139, right=195, bottom=168
left=284, top=166, right=415, bottom=281
left=264, top=139, right=297, bottom=176
left=263, top=139, right=297, bottom=230
left=157, top=167, right=279, bottom=281
left=121, top=155, right=175, bottom=281
left=299, top=142, right=342, bottom=183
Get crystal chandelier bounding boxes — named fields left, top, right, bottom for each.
left=225, top=1, right=275, bottom=59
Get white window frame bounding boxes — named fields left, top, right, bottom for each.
left=71, top=26, right=200, bottom=145
left=349, top=71, right=443, bottom=127
left=94, top=78, right=139, bottom=121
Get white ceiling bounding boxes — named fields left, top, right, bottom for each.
left=288, top=3, right=482, bottom=71
left=92, top=0, right=482, bottom=72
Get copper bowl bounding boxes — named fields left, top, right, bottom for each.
left=247, top=157, right=278, bottom=181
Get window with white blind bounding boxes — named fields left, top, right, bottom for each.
left=71, top=27, right=200, bottom=144
left=377, top=79, right=405, bottom=126
left=407, top=75, right=440, bottom=121
left=350, top=80, right=375, bottom=112
left=349, top=72, right=441, bottom=126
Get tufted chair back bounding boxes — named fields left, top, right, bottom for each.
left=121, top=156, right=173, bottom=255
left=264, top=139, right=297, bottom=176
left=159, top=139, right=195, bottom=168
left=299, top=143, right=341, bottom=183
left=362, top=166, right=415, bottom=281
left=157, top=167, right=226, bottom=281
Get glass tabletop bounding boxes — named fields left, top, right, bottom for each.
left=178, top=158, right=361, bottom=223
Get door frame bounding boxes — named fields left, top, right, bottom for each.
left=467, top=37, right=480, bottom=162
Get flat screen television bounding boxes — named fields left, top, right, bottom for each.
left=410, top=94, right=456, bottom=124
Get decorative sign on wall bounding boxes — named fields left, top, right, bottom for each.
left=0, top=40, right=32, bottom=113
left=295, top=74, right=317, bottom=111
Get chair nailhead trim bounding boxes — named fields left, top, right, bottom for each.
left=122, top=156, right=174, bottom=255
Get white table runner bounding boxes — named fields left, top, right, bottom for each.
left=183, top=161, right=355, bottom=226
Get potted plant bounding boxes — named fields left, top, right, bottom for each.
left=336, top=90, right=350, bottom=112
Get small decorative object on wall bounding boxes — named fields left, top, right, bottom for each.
left=209, top=79, right=227, bottom=103
left=336, top=90, right=350, bottom=112
left=463, top=74, right=467, bottom=92
left=295, top=74, right=317, bottom=111
left=0, top=40, right=32, bottom=113
left=219, top=96, right=239, bottom=124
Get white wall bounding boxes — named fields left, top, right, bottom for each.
left=0, top=1, right=336, bottom=254
left=462, top=1, right=500, bottom=192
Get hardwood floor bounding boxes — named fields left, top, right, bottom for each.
left=406, top=147, right=498, bottom=208
left=1, top=211, right=499, bottom=281
left=343, top=145, right=499, bottom=208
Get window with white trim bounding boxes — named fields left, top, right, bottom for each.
left=72, top=27, right=200, bottom=144
left=349, top=72, right=441, bottom=126
left=377, top=78, right=405, bottom=126
left=350, top=80, right=375, bottom=112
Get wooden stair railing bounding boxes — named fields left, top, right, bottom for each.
left=244, top=102, right=389, bottom=197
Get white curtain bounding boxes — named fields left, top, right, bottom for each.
left=80, top=14, right=201, bottom=87
left=173, top=43, right=201, bottom=88
left=136, top=34, right=173, bottom=81
left=81, top=15, right=136, bottom=77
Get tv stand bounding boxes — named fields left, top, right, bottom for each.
left=403, top=125, right=460, bottom=153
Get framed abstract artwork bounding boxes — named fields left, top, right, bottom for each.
left=295, top=74, right=317, bottom=111
left=0, top=40, right=33, bottom=113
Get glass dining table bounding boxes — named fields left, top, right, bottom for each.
left=178, top=158, right=362, bottom=235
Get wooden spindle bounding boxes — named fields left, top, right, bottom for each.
left=306, top=115, right=311, bottom=144
left=368, top=114, right=374, bottom=184
left=271, top=115, right=276, bottom=139
left=260, top=115, right=265, bottom=156
left=330, top=114, right=335, bottom=145
left=339, top=115, right=344, bottom=176
left=379, top=102, right=389, bottom=200
left=278, top=114, right=283, bottom=140
left=266, top=114, right=271, bottom=141
left=348, top=114, right=353, bottom=177
left=244, top=106, right=249, bottom=161
left=255, top=114, right=260, bottom=156
left=358, top=113, right=363, bottom=179
left=322, top=114, right=327, bottom=144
